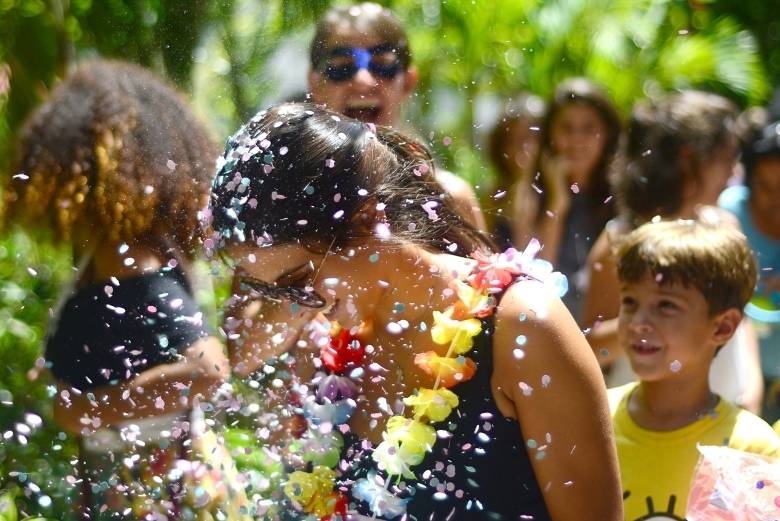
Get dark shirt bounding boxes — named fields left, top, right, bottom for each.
left=344, top=314, right=551, bottom=520
left=46, top=267, right=210, bottom=391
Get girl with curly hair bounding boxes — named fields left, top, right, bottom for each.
left=4, top=60, right=230, bottom=519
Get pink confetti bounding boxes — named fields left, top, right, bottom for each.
left=325, top=158, right=335, bottom=168
left=422, top=201, right=439, bottom=221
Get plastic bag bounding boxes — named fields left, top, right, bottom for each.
left=686, top=445, right=780, bottom=520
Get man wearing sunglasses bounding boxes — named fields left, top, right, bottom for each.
left=308, top=2, right=487, bottom=231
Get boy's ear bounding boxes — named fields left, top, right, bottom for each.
left=402, top=65, right=419, bottom=98
left=712, top=308, right=742, bottom=346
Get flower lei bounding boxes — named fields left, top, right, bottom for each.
left=282, top=241, right=566, bottom=519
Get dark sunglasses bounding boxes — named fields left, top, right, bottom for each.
left=320, top=44, right=405, bottom=82
left=238, top=273, right=327, bottom=309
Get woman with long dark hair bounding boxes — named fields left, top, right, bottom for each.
left=207, top=103, right=622, bottom=520
left=527, top=78, right=622, bottom=319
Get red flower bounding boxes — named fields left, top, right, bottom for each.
left=321, top=327, right=365, bottom=373
left=322, top=493, right=348, bottom=520
left=471, top=249, right=520, bottom=291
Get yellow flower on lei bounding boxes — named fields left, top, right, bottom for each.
left=373, top=416, right=437, bottom=478
left=283, top=466, right=337, bottom=516
left=431, top=306, right=483, bottom=354
left=403, top=388, right=459, bottom=422
left=453, top=279, right=492, bottom=316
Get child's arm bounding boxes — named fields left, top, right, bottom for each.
left=493, top=279, right=623, bottom=521
left=53, top=336, right=228, bottom=433
left=582, top=228, right=623, bottom=366
left=224, top=273, right=320, bottom=377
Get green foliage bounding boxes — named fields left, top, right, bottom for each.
left=0, top=231, right=77, bottom=519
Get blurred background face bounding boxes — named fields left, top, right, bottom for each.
left=751, top=157, right=780, bottom=236
left=549, top=102, right=608, bottom=185
left=309, top=28, right=416, bottom=126
left=506, top=118, right=541, bottom=176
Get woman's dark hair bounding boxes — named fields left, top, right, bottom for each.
left=533, top=78, right=621, bottom=226
left=487, top=93, right=545, bottom=188
left=310, top=2, right=411, bottom=71
left=614, top=90, right=737, bottom=222
left=207, top=103, right=492, bottom=256
left=742, top=119, right=780, bottom=189
left=3, top=59, right=216, bottom=257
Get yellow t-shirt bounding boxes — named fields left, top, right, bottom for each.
left=609, top=382, right=780, bottom=521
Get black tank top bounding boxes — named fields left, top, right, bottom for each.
left=45, top=267, right=211, bottom=390
left=344, top=313, right=552, bottom=520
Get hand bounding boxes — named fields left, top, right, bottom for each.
left=539, top=152, right=572, bottom=216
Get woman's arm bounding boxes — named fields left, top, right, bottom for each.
left=53, top=336, right=229, bottom=433
left=435, top=170, right=488, bottom=232
left=492, top=280, right=623, bottom=521
left=582, top=227, right=623, bottom=366
left=530, top=155, right=571, bottom=264
left=223, top=274, right=319, bottom=377
left=735, top=319, right=764, bottom=414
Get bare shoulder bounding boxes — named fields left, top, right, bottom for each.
left=697, top=204, right=741, bottom=230
left=588, top=227, right=613, bottom=265
left=493, top=279, right=588, bottom=369
left=435, top=169, right=474, bottom=197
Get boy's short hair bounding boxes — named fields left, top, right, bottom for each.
left=616, top=220, right=757, bottom=316
left=310, top=2, right=411, bottom=70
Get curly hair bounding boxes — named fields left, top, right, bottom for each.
left=3, top=60, right=216, bottom=257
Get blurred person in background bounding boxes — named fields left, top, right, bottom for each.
left=526, top=78, right=622, bottom=319
left=307, top=1, right=487, bottom=233
left=583, top=90, right=764, bottom=413
left=486, top=93, right=546, bottom=250
left=2, top=60, right=230, bottom=519
left=720, top=119, right=780, bottom=421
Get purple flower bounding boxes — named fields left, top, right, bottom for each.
left=316, top=374, right=359, bottom=402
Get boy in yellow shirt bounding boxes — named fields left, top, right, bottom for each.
left=610, top=220, right=780, bottom=521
